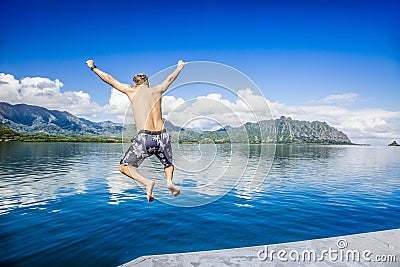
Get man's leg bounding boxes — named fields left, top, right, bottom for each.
left=119, top=164, right=155, bottom=202
left=164, top=165, right=180, bottom=196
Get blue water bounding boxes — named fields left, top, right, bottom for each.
left=1, top=143, right=399, bottom=266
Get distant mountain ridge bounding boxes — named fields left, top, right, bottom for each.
left=173, top=116, right=351, bottom=144
left=0, top=102, right=124, bottom=137
left=0, top=102, right=352, bottom=144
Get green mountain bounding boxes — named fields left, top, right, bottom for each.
left=193, top=116, right=351, bottom=144
left=274, top=116, right=351, bottom=144
left=0, top=125, right=23, bottom=141
left=0, top=102, right=123, bottom=137
left=0, top=102, right=352, bottom=144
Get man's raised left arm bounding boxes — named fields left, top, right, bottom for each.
left=155, top=60, right=187, bottom=93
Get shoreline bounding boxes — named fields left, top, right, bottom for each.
left=0, top=138, right=360, bottom=145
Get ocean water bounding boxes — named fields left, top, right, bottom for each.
left=0, top=142, right=399, bottom=266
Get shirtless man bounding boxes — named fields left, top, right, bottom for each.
left=86, top=59, right=187, bottom=202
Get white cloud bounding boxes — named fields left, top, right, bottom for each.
left=101, top=88, right=132, bottom=122
left=0, top=73, right=20, bottom=102
left=161, top=90, right=400, bottom=145
left=0, top=73, right=101, bottom=118
left=162, top=90, right=274, bottom=131
left=269, top=102, right=400, bottom=144
left=315, top=93, right=359, bottom=105
left=162, top=95, right=186, bottom=115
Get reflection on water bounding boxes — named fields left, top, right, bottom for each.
left=0, top=142, right=275, bottom=211
left=0, top=142, right=127, bottom=214
left=106, top=173, right=137, bottom=205
left=108, top=143, right=275, bottom=206
left=0, top=143, right=87, bottom=214
left=1, top=143, right=400, bottom=266
left=1, top=143, right=399, bottom=212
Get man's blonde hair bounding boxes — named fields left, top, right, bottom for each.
left=133, top=73, right=149, bottom=86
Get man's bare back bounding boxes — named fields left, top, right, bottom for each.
left=86, top=59, right=187, bottom=202
left=127, top=84, right=164, bottom=132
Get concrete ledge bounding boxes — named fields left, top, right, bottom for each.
left=122, top=229, right=400, bottom=266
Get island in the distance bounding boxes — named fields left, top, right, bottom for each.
left=0, top=102, right=353, bottom=144
left=388, top=141, right=400, bottom=146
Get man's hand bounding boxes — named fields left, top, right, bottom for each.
left=86, top=59, right=95, bottom=69
left=177, top=60, right=187, bottom=69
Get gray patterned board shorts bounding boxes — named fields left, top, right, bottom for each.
left=120, top=129, right=173, bottom=168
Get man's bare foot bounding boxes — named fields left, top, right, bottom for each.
left=167, top=182, right=180, bottom=197
left=145, top=181, right=155, bottom=202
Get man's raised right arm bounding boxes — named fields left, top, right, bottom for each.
left=86, top=59, right=132, bottom=94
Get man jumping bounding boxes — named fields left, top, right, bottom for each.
left=86, top=59, right=187, bottom=202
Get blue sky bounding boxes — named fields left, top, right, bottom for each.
left=1, top=0, right=399, bottom=144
